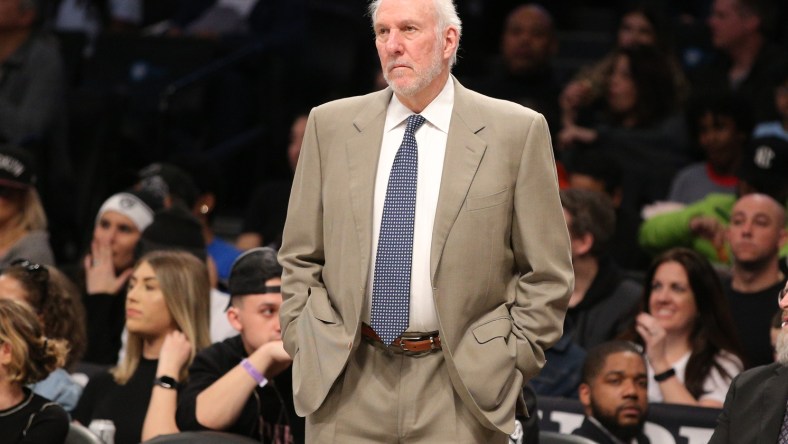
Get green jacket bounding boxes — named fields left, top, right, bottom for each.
left=638, top=193, right=788, bottom=264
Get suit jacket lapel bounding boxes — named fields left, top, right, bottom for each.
left=431, top=78, right=487, bottom=279
left=759, top=364, right=788, bottom=443
left=347, top=89, right=391, bottom=288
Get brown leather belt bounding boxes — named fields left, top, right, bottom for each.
left=361, top=323, right=442, bottom=356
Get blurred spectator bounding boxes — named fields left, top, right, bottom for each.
left=639, top=135, right=788, bottom=265
left=0, top=0, right=73, bottom=259
left=752, top=70, right=788, bottom=141
left=237, top=111, right=307, bottom=251
left=136, top=162, right=241, bottom=284
left=564, top=148, right=650, bottom=270
left=72, top=189, right=162, bottom=366
left=560, top=45, right=691, bottom=265
left=0, top=146, right=54, bottom=266
left=0, top=260, right=86, bottom=411
left=561, top=188, right=642, bottom=349
left=464, top=4, right=562, bottom=132
left=0, top=299, right=69, bottom=444
left=724, top=193, right=787, bottom=366
left=573, top=340, right=649, bottom=444
left=73, top=251, right=211, bottom=444
left=560, top=4, right=687, bottom=128
left=690, top=0, right=788, bottom=122
left=667, top=93, right=753, bottom=204
left=533, top=188, right=643, bottom=399
left=626, top=248, right=744, bottom=407
left=0, top=0, right=66, bottom=149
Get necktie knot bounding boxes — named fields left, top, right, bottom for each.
left=406, top=114, right=426, bottom=135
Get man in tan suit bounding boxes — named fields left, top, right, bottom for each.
left=278, top=0, right=573, bottom=441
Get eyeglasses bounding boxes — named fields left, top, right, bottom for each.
left=9, top=259, right=49, bottom=307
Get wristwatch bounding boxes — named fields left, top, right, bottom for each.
left=153, top=375, right=179, bottom=390
left=653, top=368, right=676, bottom=382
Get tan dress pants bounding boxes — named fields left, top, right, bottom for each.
left=306, top=341, right=508, bottom=443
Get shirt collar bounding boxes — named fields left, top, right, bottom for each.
left=384, top=75, right=454, bottom=134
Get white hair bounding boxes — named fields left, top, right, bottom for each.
left=368, top=0, right=462, bottom=67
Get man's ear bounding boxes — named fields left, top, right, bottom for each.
left=578, top=382, right=591, bottom=408
left=572, top=232, right=595, bottom=257
left=227, top=306, right=243, bottom=333
left=443, top=26, right=459, bottom=62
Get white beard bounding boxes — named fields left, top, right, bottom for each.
left=385, top=40, right=445, bottom=98
left=776, top=329, right=788, bottom=366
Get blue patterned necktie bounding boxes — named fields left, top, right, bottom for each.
left=780, top=401, right=788, bottom=444
left=371, top=114, right=426, bottom=345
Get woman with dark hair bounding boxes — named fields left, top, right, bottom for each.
left=559, top=4, right=685, bottom=127
left=559, top=46, right=692, bottom=260
left=0, top=299, right=70, bottom=444
left=0, top=260, right=86, bottom=411
left=625, top=247, right=745, bottom=407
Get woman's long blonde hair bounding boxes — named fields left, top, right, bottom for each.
left=112, top=251, right=211, bottom=384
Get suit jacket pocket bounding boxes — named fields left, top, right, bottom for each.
left=307, top=286, right=337, bottom=324
left=472, top=316, right=513, bottom=343
left=466, top=187, right=511, bottom=211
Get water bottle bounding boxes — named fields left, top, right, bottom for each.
left=88, top=419, right=116, bottom=444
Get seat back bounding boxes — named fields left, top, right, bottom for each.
left=65, top=422, right=103, bottom=444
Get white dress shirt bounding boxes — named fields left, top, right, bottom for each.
left=366, top=77, right=454, bottom=333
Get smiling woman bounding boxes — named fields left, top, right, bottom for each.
left=621, top=247, right=746, bottom=408
left=72, top=251, right=211, bottom=444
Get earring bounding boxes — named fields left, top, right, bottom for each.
left=200, top=204, right=210, bottom=214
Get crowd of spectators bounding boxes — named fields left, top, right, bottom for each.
left=1, top=0, right=788, bottom=442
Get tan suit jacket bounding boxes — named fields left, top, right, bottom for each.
left=278, top=77, right=573, bottom=434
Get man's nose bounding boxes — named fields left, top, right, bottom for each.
left=740, top=221, right=754, bottom=236
left=385, top=30, right=404, bottom=53
left=622, top=379, right=638, bottom=397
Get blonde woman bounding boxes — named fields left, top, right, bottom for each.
left=0, top=299, right=70, bottom=444
left=73, top=251, right=211, bottom=444
left=0, top=146, right=54, bottom=266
